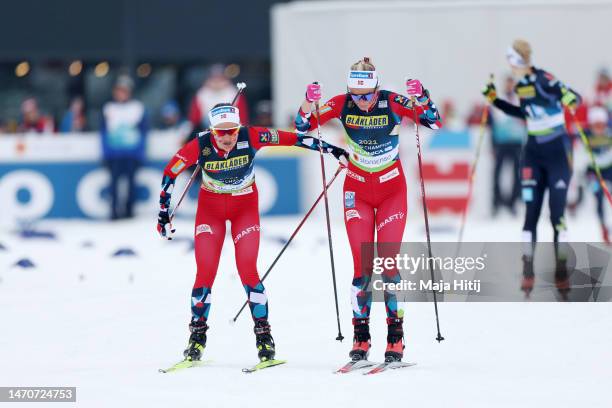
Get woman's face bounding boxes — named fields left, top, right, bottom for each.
left=211, top=122, right=240, bottom=151
left=348, top=87, right=378, bottom=112
left=590, top=121, right=608, bottom=135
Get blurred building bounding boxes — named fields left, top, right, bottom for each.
left=0, top=0, right=286, bottom=132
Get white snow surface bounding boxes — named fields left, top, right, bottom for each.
left=0, top=215, right=610, bottom=408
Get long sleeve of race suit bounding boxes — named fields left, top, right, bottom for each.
left=388, top=89, right=442, bottom=129
left=159, top=137, right=201, bottom=211
left=493, top=98, right=525, bottom=119
left=248, top=126, right=346, bottom=160
left=294, top=94, right=347, bottom=134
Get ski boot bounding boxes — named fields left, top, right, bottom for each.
left=349, top=318, right=371, bottom=361
left=254, top=319, right=275, bottom=362
left=521, top=255, right=535, bottom=297
left=602, top=224, right=610, bottom=245
left=183, top=320, right=208, bottom=361
left=384, top=317, right=404, bottom=362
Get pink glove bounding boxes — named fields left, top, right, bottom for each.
left=405, top=79, right=423, bottom=98
left=306, top=83, right=322, bottom=102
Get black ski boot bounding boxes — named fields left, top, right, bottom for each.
left=254, top=319, right=275, bottom=362
left=349, top=318, right=371, bottom=361
left=384, top=317, right=404, bottom=362
left=183, top=320, right=208, bottom=361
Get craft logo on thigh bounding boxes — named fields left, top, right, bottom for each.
left=379, top=168, right=399, bottom=183
left=376, top=211, right=405, bottom=231
left=345, top=191, right=355, bottom=208
left=234, top=225, right=261, bottom=243
left=346, top=171, right=365, bottom=182
left=522, top=167, right=533, bottom=180
left=345, top=209, right=361, bottom=221
left=196, top=224, right=213, bottom=235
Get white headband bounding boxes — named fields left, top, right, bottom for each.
left=506, top=46, right=528, bottom=68
left=347, top=70, right=379, bottom=89
left=208, top=105, right=241, bottom=127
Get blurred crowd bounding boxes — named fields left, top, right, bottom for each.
left=0, top=63, right=273, bottom=137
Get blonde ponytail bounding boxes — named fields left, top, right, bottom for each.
left=350, top=57, right=376, bottom=71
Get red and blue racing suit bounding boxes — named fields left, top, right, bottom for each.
left=161, top=127, right=341, bottom=324
left=295, top=90, right=442, bottom=321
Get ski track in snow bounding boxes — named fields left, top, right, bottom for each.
left=0, top=215, right=610, bottom=408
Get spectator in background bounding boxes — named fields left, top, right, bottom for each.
left=160, top=100, right=191, bottom=144
left=60, top=96, right=87, bottom=133
left=253, top=100, right=273, bottom=127
left=18, top=98, right=54, bottom=133
left=101, top=75, right=148, bottom=220
left=188, top=64, right=249, bottom=138
left=594, top=68, right=612, bottom=114
left=490, top=75, right=526, bottom=216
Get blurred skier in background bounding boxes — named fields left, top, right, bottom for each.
left=188, top=64, right=249, bottom=138
left=490, top=75, right=526, bottom=216
left=157, top=103, right=347, bottom=367
left=482, top=39, right=581, bottom=297
left=295, top=57, right=442, bottom=363
left=594, top=68, right=612, bottom=115
left=101, top=75, right=148, bottom=220
left=585, top=106, right=612, bottom=243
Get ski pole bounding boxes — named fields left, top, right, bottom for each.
left=457, top=74, right=493, bottom=244
left=313, top=84, right=344, bottom=342
left=169, top=82, right=247, bottom=221
left=231, top=165, right=346, bottom=322
left=411, top=98, right=445, bottom=343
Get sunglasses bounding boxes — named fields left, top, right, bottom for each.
left=211, top=127, right=240, bottom=137
left=349, top=92, right=377, bottom=102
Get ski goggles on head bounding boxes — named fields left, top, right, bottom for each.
left=211, top=126, right=240, bottom=137
left=349, top=91, right=377, bottom=103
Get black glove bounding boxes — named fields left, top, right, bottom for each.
left=330, top=146, right=349, bottom=164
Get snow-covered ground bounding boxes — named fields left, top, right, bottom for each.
left=1, top=214, right=610, bottom=408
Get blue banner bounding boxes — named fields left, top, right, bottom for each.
left=0, top=158, right=301, bottom=220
